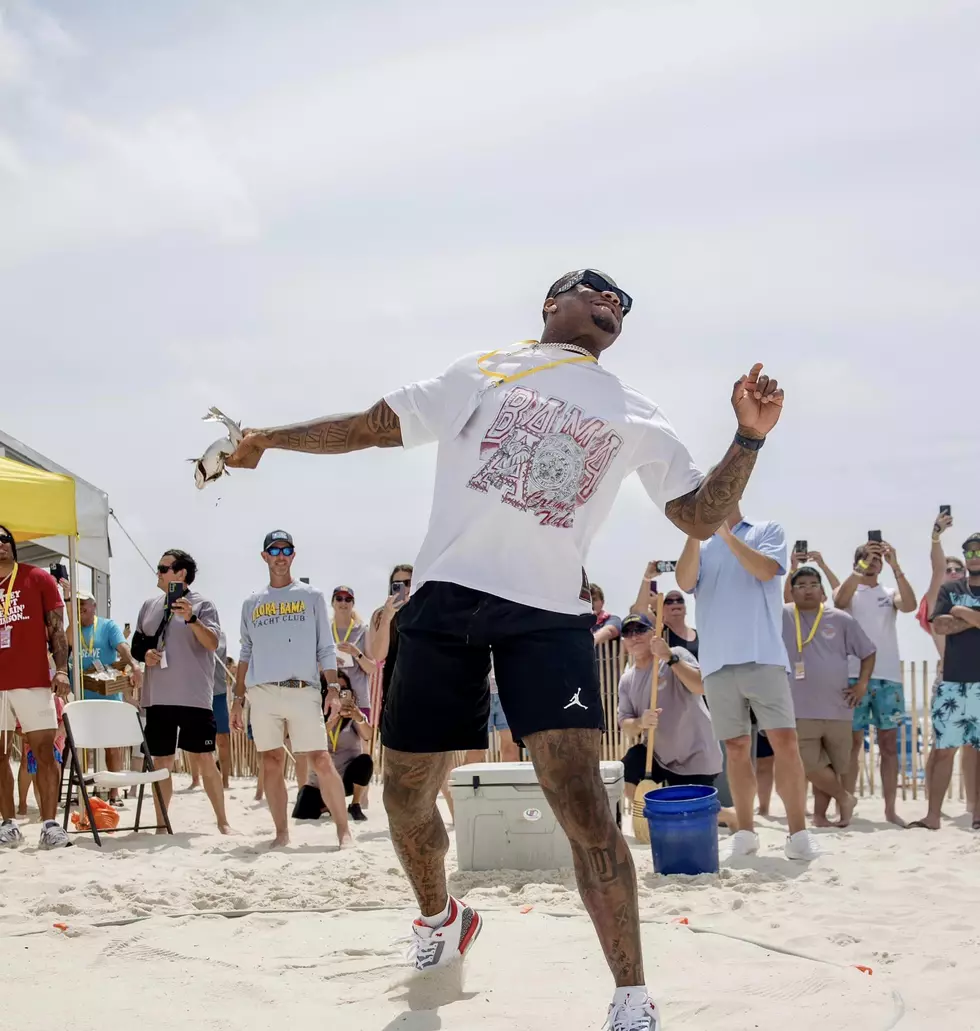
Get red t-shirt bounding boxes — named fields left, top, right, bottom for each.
left=0, top=563, right=63, bottom=691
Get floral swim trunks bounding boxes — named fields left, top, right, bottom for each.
left=849, top=678, right=905, bottom=732
left=931, top=682, right=980, bottom=750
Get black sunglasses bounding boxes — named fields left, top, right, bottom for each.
left=664, top=597, right=685, bottom=605
left=157, top=564, right=174, bottom=574
left=622, top=626, right=652, bottom=637
left=551, top=270, right=632, bottom=316
left=0, top=533, right=14, bottom=545
left=267, top=546, right=295, bottom=557
left=333, top=593, right=354, bottom=603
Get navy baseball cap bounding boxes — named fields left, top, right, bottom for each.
left=621, top=613, right=654, bottom=632
left=263, top=530, right=294, bottom=551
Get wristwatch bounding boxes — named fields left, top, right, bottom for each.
left=188, top=613, right=199, bottom=624
left=666, top=653, right=679, bottom=667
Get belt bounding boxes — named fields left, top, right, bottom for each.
left=271, top=679, right=313, bottom=689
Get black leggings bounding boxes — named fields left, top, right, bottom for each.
left=342, top=753, right=374, bottom=797
left=621, top=742, right=717, bottom=788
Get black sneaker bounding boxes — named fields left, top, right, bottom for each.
left=348, top=803, right=367, bottom=822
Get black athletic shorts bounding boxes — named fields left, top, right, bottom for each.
left=621, top=742, right=718, bottom=789
left=381, top=581, right=603, bottom=753
left=144, top=704, right=217, bottom=757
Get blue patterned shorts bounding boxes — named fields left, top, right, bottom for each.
left=931, top=682, right=980, bottom=750
left=850, top=678, right=905, bottom=732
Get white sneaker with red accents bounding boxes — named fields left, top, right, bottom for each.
left=604, top=988, right=662, bottom=1031
left=406, top=896, right=483, bottom=972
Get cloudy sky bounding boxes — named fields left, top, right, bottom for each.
left=2, top=0, right=977, bottom=662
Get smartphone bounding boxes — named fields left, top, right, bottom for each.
left=299, top=576, right=311, bottom=584
left=654, top=560, right=677, bottom=574
left=391, top=581, right=407, bottom=596
left=649, top=580, right=659, bottom=596
left=868, top=530, right=883, bottom=543
left=339, top=686, right=354, bottom=702
left=50, top=562, right=68, bottom=582
left=793, top=540, right=808, bottom=557
left=940, top=505, right=952, bottom=518
left=166, top=582, right=188, bottom=609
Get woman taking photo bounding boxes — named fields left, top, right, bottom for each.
left=330, top=585, right=375, bottom=718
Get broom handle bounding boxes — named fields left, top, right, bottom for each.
left=643, top=594, right=665, bottom=778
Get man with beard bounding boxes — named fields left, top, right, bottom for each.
left=227, top=269, right=785, bottom=1030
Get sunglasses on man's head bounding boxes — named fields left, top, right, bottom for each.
left=333, top=593, right=354, bottom=603
left=551, top=269, right=633, bottom=316
left=267, top=546, right=294, bottom=557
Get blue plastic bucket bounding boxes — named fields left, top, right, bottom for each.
left=643, top=785, right=720, bottom=876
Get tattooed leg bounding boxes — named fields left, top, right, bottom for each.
left=383, top=749, right=454, bottom=916
left=524, top=728, right=643, bottom=987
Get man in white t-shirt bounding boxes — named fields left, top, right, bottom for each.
left=226, top=268, right=786, bottom=1031
left=834, top=539, right=917, bottom=826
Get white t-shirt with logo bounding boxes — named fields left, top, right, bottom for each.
left=845, top=583, right=901, bottom=682
left=384, top=349, right=703, bottom=615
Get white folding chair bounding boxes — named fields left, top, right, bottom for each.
left=61, top=700, right=173, bottom=846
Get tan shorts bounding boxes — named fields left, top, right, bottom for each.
left=797, top=718, right=853, bottom=776
left=247, top=683, right=328, bottom=754
left=0, top=688, right=59, bottom=736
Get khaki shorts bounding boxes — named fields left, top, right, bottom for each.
left=0, top=688, right=58, bottom=736
left=796, top=718, right=853, bottom=776
left=247, top=683, right=329, bottom=754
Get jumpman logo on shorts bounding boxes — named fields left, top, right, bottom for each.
left=563, top=689, right=587, bottom=711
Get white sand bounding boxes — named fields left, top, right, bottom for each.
left=2, top=773, right=978, bottom=1029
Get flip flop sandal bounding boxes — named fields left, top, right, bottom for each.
left=907, top=819, right=937, bottom=830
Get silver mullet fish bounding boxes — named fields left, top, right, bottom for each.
left=191, top=407, right=244, bottom=489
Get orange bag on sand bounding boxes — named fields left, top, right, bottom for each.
left=71, top=796, right=120, bottom=832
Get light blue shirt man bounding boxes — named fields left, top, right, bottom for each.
left=77, top=615, right=127, bottom=701
left=691, top=519, right=790, bottom=679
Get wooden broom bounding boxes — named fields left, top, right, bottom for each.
left=631, top=593, right=664, bottom=844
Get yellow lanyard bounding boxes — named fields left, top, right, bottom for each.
left=477, top=341, right=597, bottom=387
left=332, top=620, right=354, bottom=645
left=328, top=721, right=342, bottom=751
left=794, top=604, right=824, bottom=655
left=83, top=617, right=99, bottom=657
left=1, top=563, right=18, bottom=619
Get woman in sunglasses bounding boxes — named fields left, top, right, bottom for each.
left=630, top=564, right=699, bottom=659
left=330, top=586, right=373, bottom=720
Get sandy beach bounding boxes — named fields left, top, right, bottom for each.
left=2, top=772, right=978, bottom=1030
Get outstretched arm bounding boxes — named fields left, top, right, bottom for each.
left=227, top=399, right=402, bottom=468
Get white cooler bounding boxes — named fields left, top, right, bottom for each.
left=450, top=761, right=624, bottom=872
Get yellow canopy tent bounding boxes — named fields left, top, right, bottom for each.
left=1, top=456, right=83, bottom=690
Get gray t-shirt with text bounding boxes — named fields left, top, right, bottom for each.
left=240, top=582, right=336, bottom=687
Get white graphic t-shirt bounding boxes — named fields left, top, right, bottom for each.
left=844, top=583, right=902, bottom=683
left=385, top=348, right=703, bottom=614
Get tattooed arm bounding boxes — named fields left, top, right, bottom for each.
left=226, top=399, right=402, bottom=468
left=934, top=607, right=980, bottom=635
left=666, top=363, right=784, bottom=540
left=665, top=440, right=758, bottom=540
left=46, top=609, right=72, bottom=697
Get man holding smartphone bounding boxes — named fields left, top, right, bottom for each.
left=833, top=536, right=917, bottom=826
left=230, top=531, right=351, bottom=849
left=136, top=550, right=232, bottom=834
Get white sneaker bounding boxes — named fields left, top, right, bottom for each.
left=405, top=896, right=482, bottom=971
left=726, top=829, right=760, bottom=857
left=784, top=829, right=821, bottom=861
left=604, top=988, right=662, bottom=1030
left=38, top=821, right=72, bottom=850
left=0, top=819, right=24, bottom=848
